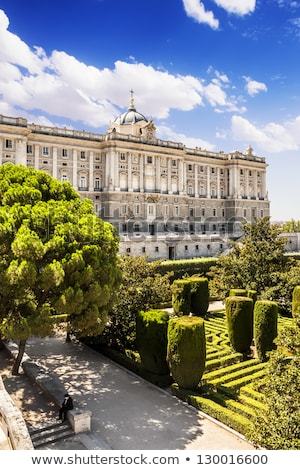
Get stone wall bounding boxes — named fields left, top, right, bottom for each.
left=0, top=376, right=33, bottom=450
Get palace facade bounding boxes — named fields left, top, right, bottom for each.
left=0, top=98, right=269, bottom=260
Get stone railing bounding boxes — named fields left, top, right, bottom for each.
left=0, top=376, right=33, bottom=450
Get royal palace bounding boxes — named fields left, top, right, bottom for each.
left=0, top=97, right=269, bottom=260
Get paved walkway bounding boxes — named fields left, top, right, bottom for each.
left=0, top=301, right=257, bottom=451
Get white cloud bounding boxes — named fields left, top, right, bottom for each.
left=182, top=0, right=219, bottom=29
left=157, top=125, right=216, bottom=151
left=244, top=76, right=268, bottom=96
left=214, top=0, right=256, bottom=15
left=0, top=9, right=245, bottom=130
left=231, top=115, right=300, bottom=152
left=182, top=0, right=256, bottom=30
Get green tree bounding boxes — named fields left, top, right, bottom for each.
left=0, top=164, right=121, bottom=374
left=210, top=217, right=293, bottom=301
left=101, top=255, right=172, bottom=351
left=247, top=311, right=300, bottom=449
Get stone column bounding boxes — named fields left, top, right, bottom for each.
left=179, top=160, right=184, bottom=194
left=89, top=152, right=93, bottom=191
left=194, top=163, right=198, bottom=196
left=72, top=149, right=78, bottom=190
left=52, top=147, right=57, bottom=179
left=34, top=145, right=39, bottom=170
left=206, top=165, right=211, bottom=198
left=128, top=153, right=132, bottom=191
left=139, top=153, right=144, bottom=192
left=245, top=169, right=249, bottom=198
left=217, top=167, right=220, bottom=199
left=155, top=155, right=161, bottom=192
left=168, top=158, right=172, bottom=194
left=15, top=138, right=27, bottom=166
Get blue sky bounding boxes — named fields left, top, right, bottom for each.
left=0, top=0, right=300, bottom=221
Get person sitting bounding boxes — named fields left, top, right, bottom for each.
left=59, top=393, right=73, bottom=422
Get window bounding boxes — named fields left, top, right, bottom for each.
left=42, top=147, right=49, bottom=155
left=61, top=174, right=68, bottom=182
left=211, top=167, right=215, bottom=174
left=189, top=208, right=194, bottom=217
left=80, top=151, right=86, bottom=159
left=62, top=162, right=67, bottom=166
left=188, top=186, right=193, bottom=195
left=195, top=245, right=199, bottom=251
left=185, top=246, right=188, bottom=251
left=147, top=156, right=152, bottom=164
left=142, top=247, right=146, bottom=253
left=174, top=206, right=179, bottom=216
left=80, top=176, right=86, bottom=188
left=62, top=149, right=68, bottom=157
left=5, top=139, right=12, bottom=149
left=122, top=223, right=128, bottom=232
left=126, top=248, right=131, bottom=253
left=148, top=205, right=154, bottom=215
left=188, top=164, right=193, bottom=171
left=201, top=208, right=205, bottom=216
left=135, top=205, right=140, bottom=215
left=155, top=247, right=159, bottom=252
left=134, top=224, right=140, bottom=232
left=200, top=166, right=204, bottom=173
left=213, top=209, right=216, bottom=216
left=27, top=145, right=33, bottom=154
left=94, top=177, right=100, bottom=189
left=172, top=160, right=177, bottom=167
left=120, top=153, right=126, bottom=161
left=240, top=169, right=244, bottom=175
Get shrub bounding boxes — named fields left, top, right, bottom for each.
left=225, top=296, right=253, bottom=354
left=229, top=289, right=247, bottom=297
left=172, top=279, right=191, bottom=316
left=190, top=277, right=209, bottom=317
left=156, top=258, right=217, bottom=282
left=136, top=309, right=170, bottom=375
left=247, top=290, right=257, bottom=303
left=292, top=285, right=300, bottom=320
left=167, top=316, right=206, bottom=389
left=254, top=300, right=278, bottom=362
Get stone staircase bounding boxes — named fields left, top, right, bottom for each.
left=29, top=421, right=75, bottom=449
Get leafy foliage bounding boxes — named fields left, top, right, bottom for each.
left=0, top=164, right=121, bottom=373
left=100, top=255, right=172, bottom=351
left=247, top=312, right=300, bottom=449
left=209, top=217, right=296, bottom=311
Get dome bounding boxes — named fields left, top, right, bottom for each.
left=113, top=102, right=148, bottom=126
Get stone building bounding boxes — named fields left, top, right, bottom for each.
left=0, top=96, right=269, bottom=260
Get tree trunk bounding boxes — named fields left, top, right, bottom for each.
left=12, top=339, right=27, bottom=375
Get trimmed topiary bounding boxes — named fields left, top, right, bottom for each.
left=167, top=316, right=206, bottom=389
left=254, top=300, right=278, bottom=362
left=229, top=288, right=248, bottom=297
left=247, top=290, right=257, bottom=304
left=292, top=285, right=300, bottom=320
left=172, top=279, right=191, bottom=316
left=225, top=296, right=253, bottom=354
left=136, top=309, right=170, bottom=375
left=190, top=277, right=209, bottom=317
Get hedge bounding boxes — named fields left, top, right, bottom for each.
left=171, top=279, right=191, bottom=316
left=253, top=300, right=278, bottom=362
left=225, top=296, right=253, bottom=354
left=136, top=309, right=170, bottom=375
left=190, top=277, right=209, bottom=317
left=167, top=316, right=206, bottom=390
left=292, top=285, right=300, bottom=319
left=155, top=257, right=217, bottom=282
